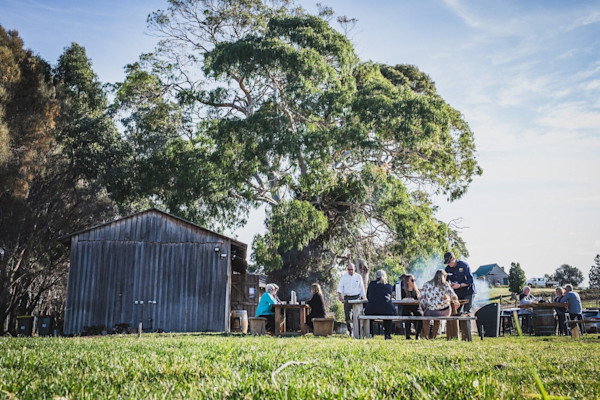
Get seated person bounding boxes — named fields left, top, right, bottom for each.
left=255, top=283, right=278, bottom=333
left=419, top=270, right=458, bottom=317
left=419, top=269, right=458, bottom=338
left=401, top=274, right=422, bottom=340
left=519, top=286, right=536, bottom=333
left=560, top=284, right=583, bottom=333
left=365, top=270, right=397, bottom=340
left=306, top=283, right=327, bottom=332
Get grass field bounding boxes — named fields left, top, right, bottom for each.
left=1, top=333, right=599, bottom=399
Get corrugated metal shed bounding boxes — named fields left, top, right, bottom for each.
left=62, top=208, right=249, bottom=335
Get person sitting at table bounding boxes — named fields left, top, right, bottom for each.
left=401, top=274, right=422, bottom=340
left=255, top=283, right=278, bottom=333
left=419, top=270, right=458, bottom=317
left=306, top=283, right=327, bottom=332
left=519, top=286, right=536, bottom=334
left=272, top=284, right=283, bottom=304
left=553, top=287, right=568, bottom=335
left=419, top=270, right=458, bottom=338
left=559, top=284, right=583, bottom=334
left=365, top=270, right=397, bottom=340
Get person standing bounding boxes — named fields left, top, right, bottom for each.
left=444, top=252, right=475, bottom=315
left=306, top=283, right=327, bottom=332
left=337, top=262, right=366, bottom=335
left=553, top=287, right=568, bottom=335
left=401, top=274, right=422, bottom=340
left=560, top=284, right=583, bottom=334
left=365, top=270, right=396, bottom=340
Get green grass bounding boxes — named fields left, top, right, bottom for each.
left=1, top=334, right=599, bottom=399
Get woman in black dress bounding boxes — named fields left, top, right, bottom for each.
left=401, top=274, right=423, bottom=340
left=306, top=283, right=327, bottom=331
left=365, top=270, right=397, bottom=339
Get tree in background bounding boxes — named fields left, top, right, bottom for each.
left=0, top=29, right=118, bottom=333
left=114, top=0, right=481, bottom=294
left=551, top=264, right=584, bottom=287
left=589, top=255, right=600, bottom=289
left=508, top=262, right=526, bottom=294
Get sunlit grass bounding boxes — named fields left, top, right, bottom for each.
left=1, top=333, right=599, bottom=399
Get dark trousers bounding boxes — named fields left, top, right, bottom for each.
left=458, top=293, right=474, bottom=314
left=344, top=295, right=359, bottom=333
left=458, top=293, right=474, bottom=332
left=520, top=313, right=533, bottom=334
left=402, top=309, right=423, bottom=339
left=259, top=314, right=275, bottom=333
left=556, top=313, right=568, bottom=335
left=369, top=319, right=392, bottom=338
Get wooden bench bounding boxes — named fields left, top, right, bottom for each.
left=566, top=319, right=597, bottom=338
left=358, top=315, right=477, bottom=341
left=312, top=318, right=335, bottom=336
left=248, top=317, right=267, bottom=335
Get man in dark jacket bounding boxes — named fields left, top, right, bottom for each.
left=444, top=251, right=476, bottom=315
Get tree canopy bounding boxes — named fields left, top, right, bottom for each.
left=551, top=264, right=584, bottom=287
left=508, top=262, right=526, bottom=294
left=589, top=255, right=600, bottom=289
left=112, top=0, right=481, bottom=292
left=0, top=27, right=117, bottom=333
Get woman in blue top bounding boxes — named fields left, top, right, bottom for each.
left=256, top=284, right=278, bottom=333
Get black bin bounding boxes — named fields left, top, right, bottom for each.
left=475, top=303, right=501, bottom=337
left=37, top=315, right=54, bottom=336
left=16, top=316, right=34, bottom=337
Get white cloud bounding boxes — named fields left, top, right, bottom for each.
left=535, top=102, right=600, bottom=131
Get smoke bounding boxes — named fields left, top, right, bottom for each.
left=473, top=278, right=490, bottom=308
left=409, top=255, right=444, bottom=289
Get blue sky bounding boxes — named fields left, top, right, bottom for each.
left=2, top=0, right=599, bottom=283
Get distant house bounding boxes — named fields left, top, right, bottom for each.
left=61, top=208, right=261, bottom=335
left=473, top=264, right=509, bottom=286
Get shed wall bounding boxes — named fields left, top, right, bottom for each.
left=64, top=211, right=232, bottom=335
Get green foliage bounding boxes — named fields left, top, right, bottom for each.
left=1, top=335, right=599, bottom=399
left=551, top=264, right=585, bottom=287
left=0, top=30, right=117, bottom=333
left=253, top=199, right=328, bottom=271
left=113, top=0, right=482, bottom=291
left=508, top=262, right=526, bottom=294
left=589, top=255, right=600, bottom=289
left=375, top=255, right=406, bottom=283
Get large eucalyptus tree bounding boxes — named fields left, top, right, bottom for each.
left=114, top=0, right=481, bottom=293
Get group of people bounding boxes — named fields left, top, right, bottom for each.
left=255, top=251, right=474, bottom=337
left=255, top=282, right=326, bottom=334
left=337, top=251, right=475, bottom=339
left=519, top=283, right=583, bottom=335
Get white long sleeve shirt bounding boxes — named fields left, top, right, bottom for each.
left=337, top=273, right=366, bottom=297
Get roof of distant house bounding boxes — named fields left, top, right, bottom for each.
left=474, top=263, right=507, bottom=277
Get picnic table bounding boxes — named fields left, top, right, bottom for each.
left=518, top=302, right=567, bottom=336
left=273, top=303, right=309, bottom=336
left=348, top=298, right=471, bottom=340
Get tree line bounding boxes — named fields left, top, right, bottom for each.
left=508, top=259, right=600, bottom=294
left=1, top=0, right=484, bottom=334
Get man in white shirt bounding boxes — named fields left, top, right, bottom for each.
left=519, top=286, right=536, bottom=334
left=337, top=262, right=366, bottom=335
